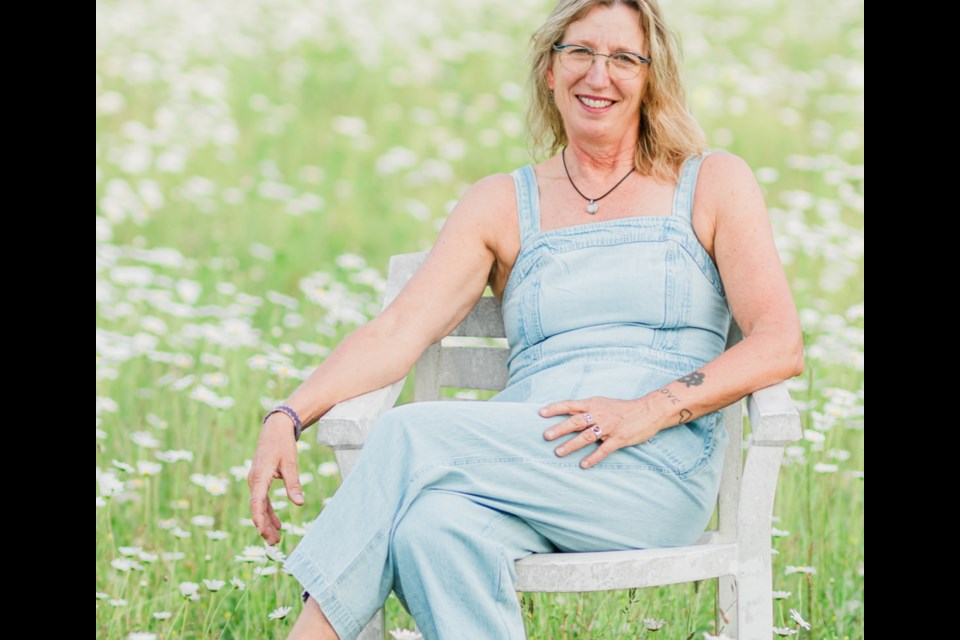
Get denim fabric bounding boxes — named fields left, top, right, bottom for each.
left=282, top=152, right=732, bottom=640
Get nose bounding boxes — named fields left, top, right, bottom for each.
left=585, top=55, right=611, bottom=87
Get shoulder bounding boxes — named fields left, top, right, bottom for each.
left=695, top=150, right=763, bottom=220
left=441, top=172, right=518, bottom=249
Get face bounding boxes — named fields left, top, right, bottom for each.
left=546, top=3, right=648, bottom=146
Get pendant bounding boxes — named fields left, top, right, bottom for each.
left=586, top=200, right=598, bottom=214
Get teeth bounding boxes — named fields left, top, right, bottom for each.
left=578, top=96, right=614, bottom=108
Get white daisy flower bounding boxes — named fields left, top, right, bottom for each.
left=268, top=606, right=293, bottom=620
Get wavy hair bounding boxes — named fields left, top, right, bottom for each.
left=525, top=0, right=708, bottom=182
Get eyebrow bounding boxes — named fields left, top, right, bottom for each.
left=565, top=38, right=642, bottom=52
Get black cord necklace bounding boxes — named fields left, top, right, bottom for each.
left=561, top=146, right=635, bottom=214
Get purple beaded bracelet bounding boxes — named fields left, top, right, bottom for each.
left=263, top=404, right=304, bottom=442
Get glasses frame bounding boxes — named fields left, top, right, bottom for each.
left=551, top=43, right=652, bottom=78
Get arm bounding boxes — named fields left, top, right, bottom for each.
left=637, top=152, right=804, bottom=433
left=250, top=173, right=514, bottom=544
left=263, top=173, right=515, bottom=437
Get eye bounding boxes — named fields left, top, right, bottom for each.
left=566, top=46, right=594, bottom=59
left=611, top=53, right=641, bottom=67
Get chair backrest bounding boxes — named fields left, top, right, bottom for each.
left=383, top=251, right=744, bottom=542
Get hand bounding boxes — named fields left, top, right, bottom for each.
left=248, top=416, right=305, bottom=545
left=539, top=396, right=660, bottom=469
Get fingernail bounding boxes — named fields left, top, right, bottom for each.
left=556, top=447, right=565, bottom=455
left=545, top=431, right=555, bottom=439
left=539, top=408, right=547, bottom=415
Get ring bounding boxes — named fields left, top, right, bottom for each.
left=582, top=412, right=593, bottom=425
left=590, top=425, right=604, bottom=441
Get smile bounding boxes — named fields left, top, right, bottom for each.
left=576, top=95, right=616, bottom=110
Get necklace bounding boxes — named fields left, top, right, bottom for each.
left=561, top=146, right=635, bottom=214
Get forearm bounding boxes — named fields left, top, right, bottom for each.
left=640, top=330, right=804, bottom=433
left=268, top=316, right=422, bottom=433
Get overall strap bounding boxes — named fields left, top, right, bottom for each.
left=511, top=165, right=541, bottom=249
left=671, top=151, right=713, bottom=224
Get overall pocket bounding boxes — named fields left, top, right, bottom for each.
left=644, top=411, right=717, bottom=477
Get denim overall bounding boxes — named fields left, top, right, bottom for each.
left=283, top=152, right=732, bottom=640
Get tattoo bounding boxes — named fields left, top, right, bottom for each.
left=678, top=409, right=693, bottom=424
left=677, top=371, right=705, bottom=387
left=658, top=387, right=681, bottom=405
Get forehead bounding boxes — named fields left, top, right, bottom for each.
left=563, top=4, right=645, bottom=51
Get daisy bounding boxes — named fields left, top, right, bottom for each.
left=268, top=606, right=293, bottom=620
left=789, top=609, right=812, bottom=631
left=388, top=629, right=422, bottom=639
left=643, top=617, right=666, bottom=631
left=203, top=579, right=226, bottom=592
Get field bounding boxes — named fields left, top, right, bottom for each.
left=96, top=0, right=864, bottom=637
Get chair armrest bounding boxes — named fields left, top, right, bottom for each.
left=311, top=377, right=406, bottom=448
left=746, top=380, right=803, bottom=446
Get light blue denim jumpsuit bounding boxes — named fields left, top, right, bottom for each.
left=282, top=152, right=731, bottom=640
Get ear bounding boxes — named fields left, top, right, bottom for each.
left=546, top=64, right=555, bottom=92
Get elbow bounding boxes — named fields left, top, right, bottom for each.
left=787, top=334, right=805, bottom=378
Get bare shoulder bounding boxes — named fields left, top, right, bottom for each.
left=696, top=150, right=765, bottom=222
left=449, top=171, right=517, bottom=250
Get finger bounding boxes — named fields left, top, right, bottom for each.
left=539, top=399, right=588, bottom=418
left=579, top=438, right=619, bottom=469
left=552, top=421, right=600, bottom=457
left=265, top=499, right=283, bottom=540
left=544, top=409, right=593, bottom=442
left=248, top=473, right=279, bottom=542
left=281, top=460, right=305, bottom=506
left=249, top=494, right=277, bottom=543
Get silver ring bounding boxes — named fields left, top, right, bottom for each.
left=590, top=424, right=604, bottom=441
left=582, top=412, right=593, bottom=425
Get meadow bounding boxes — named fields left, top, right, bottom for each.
left=96, top=0, right=864, bottom=637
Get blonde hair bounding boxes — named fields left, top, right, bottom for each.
left=526, top=0, right=709, bottom=182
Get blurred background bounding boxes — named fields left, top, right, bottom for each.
left=96, top=0, right=863, bottom=637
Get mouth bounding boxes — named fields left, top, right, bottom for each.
left=576, top=94, right=617, bottom=111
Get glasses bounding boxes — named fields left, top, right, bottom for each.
left=552, top=44, right=651, bottom=79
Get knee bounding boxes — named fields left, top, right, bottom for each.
left=391, top=491, right=463, bottom=555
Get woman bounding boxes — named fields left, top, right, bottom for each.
left=249, top=0, right=803, bottom=638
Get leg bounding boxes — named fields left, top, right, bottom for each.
left=391, top=489, right=558, bottom=640
left=286, top=594, right=340, bottom=640
left=283, top=400, right=720, bottom=640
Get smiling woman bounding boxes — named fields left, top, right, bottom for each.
left=247, top=1, right=804, bottom=639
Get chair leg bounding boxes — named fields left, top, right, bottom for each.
left=356, top=607, right=385, bottom=640
left=717, top=574, right=738, bottom=638
left=734, top=569, right=773, bottom=640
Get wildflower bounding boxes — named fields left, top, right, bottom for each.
left=205, top=530, right=229, bottom=540
left=388, top=629, right=423, bottom=639
left=179, top=582, right=200, bottom=599
left=268, top=606, right=293, bottom=620
left=152, top=612, right=172, bottom=620
left=203, top=579, right=226, bottom=592
left=127, top=633, right=158, bottom=640
left=191, top=515, right=215, bottom=527
left=264, top=543, right=287, bottom=563
left=231, top=577, right=246, bottom=590
left=773, top=627, right=798, bottom=636
left=643, top=617, right=666, bottom=631
left=784, top=565, right=817, bottom=575
left=789, top=609, right=812, bottom=630
left=137, top=460, right=163, bottom=476
left=773, top=590, right=792, bottom=599
left=318, top=462, right=340, bottom=477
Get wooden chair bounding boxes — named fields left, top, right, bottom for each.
left=309, top=251, right=802, bottom=639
